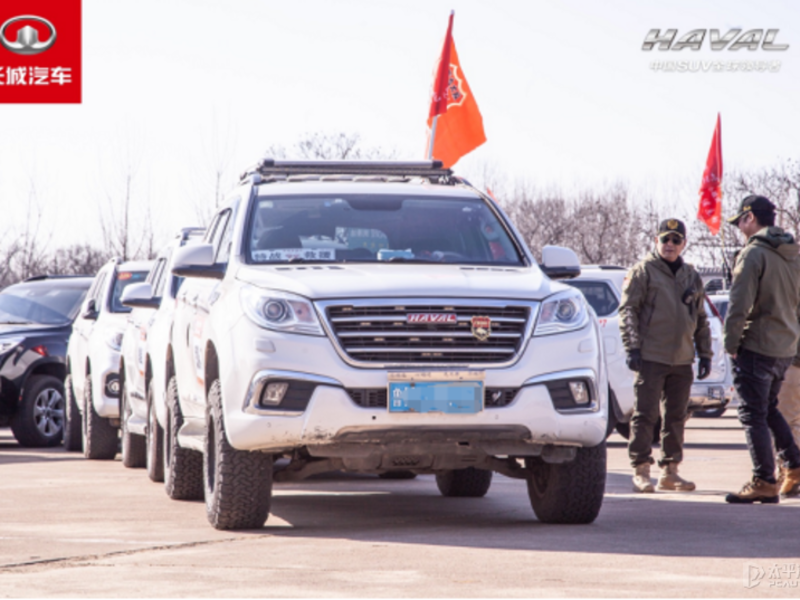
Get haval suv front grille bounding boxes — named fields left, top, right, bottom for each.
left=318, top=299, right=536, bottom=367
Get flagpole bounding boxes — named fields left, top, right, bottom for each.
left=427, top=116, right=438, bottom=159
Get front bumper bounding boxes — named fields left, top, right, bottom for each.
left=688, top=382, right=733, bottom=412
left=91, top=350, right=122, bottom=418
left=217, top=316, right=609, bottom=453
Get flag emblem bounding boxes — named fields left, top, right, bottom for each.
left=445, top=65, right=466, bottom=109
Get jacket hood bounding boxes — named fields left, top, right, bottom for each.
left=234, top=263, right=565, bottom=301
left=751, top=227, right=800, bottom=261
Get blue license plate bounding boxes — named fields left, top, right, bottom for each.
left=388, top=380, right=483, bottom=414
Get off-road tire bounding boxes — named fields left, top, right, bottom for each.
left=526, top=442, right=607, bottom=524
left=63, top=374, right=83, bottom=452
left=82, top=377, right=118, bottom=460
left=693, top=406, right=727, bottom=419
left=204, top=379, right=273, bottom=530
left=146, top=385, right=165, bottom=482
left=121, top=382, right=146, bottom=468
left=435, top=468, right=493, bottom=497
left=10, top=374, right=65, bottom=448
left=163, top=376, right=203, bottom=500
left=379, top=471, right=418, bottom=480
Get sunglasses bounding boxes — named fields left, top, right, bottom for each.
left=659, top=235, right=683, bottom=245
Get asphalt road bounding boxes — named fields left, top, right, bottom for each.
left=1, top=412, right=798, bottom=598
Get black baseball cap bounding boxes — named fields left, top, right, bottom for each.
left=728, top=195, right=776, bottom=226
left=658, top=218, right=686, bottom=239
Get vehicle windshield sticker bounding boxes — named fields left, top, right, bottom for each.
left=252, top=248, right=336, bottom=262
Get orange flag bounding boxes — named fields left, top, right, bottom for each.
left=426, top=13, right=486, bottom=168
left=698, top=113, right=723, bottom=235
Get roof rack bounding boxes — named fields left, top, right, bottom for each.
left=239, top=158, right=455, bottom=185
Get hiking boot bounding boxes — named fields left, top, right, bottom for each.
left=632, top=463, right=654, bottom=493
left=779, top=466, right=800, bottom=498
left=657, top=462, right=696, bottom=491
left=725, top=478, right=779, bottom=504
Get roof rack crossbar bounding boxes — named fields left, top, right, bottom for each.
left=240, top=158, right=453, bottom=182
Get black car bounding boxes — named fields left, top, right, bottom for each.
left=0, top=275, right=93, bottom=447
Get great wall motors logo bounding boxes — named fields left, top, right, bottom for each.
left=0, top=1, right=81, bottom=103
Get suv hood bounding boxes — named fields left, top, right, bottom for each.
left=236, top=264, right=564, bottom=301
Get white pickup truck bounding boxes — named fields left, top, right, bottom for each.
left=167, top=159, right=611, bottom=530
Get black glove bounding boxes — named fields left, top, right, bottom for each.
left=626, top=349, right=642, bottom=372
left=698, top=357, right=712, bottom=380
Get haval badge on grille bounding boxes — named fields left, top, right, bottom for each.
left=406, top=313, right=457, bottom=324
left=471, top=316, right=492, bottom=341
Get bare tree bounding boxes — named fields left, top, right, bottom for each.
left=190, top=110, right=238, bottom=226
left=97, top=136, right=155, bottom=261
left=505, top=182, right=654, bottom=267
left=0, top=177, right=53, bottom=286
left=265, top=132, right=397, bottom=161
left=43, top=244, right=110, bottom=276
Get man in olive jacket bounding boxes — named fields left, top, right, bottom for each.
left=620, top=218, right=713, bottom=493
left=723, top=195, right=800, bottom=504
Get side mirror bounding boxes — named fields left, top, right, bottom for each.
left=82, top=298, right=99, bottom=320
left=540, top=245, right=581, bottom=280
left=171, top=244, right=226, bottom=280
left=121, top=282, right=160, bottom=309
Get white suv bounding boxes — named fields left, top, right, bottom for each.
left=568, top=266, right=733, bottom=436
left=168, top=159, right=610, bottom=530
left=64, top=259, right=151, bottom=458
left=118, top=228, right=205, bottom=481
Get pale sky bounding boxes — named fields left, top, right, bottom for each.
left=1, top=0, right=798, bottom=251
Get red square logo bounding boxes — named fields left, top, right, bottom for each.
left=0, top=0, right=81, bottom=103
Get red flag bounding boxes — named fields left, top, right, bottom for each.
left=698, top=113, right=723, bottom=235
left=426, top=12, right=486, bottom=168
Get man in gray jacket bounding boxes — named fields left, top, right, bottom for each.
left=620, top=218, right=712, bottom=493
left=724, top=195, right=800, bottom=503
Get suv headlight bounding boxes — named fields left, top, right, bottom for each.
left=534, top=289, right=590, bottom=336
left=0, top=336, right=24, bottom=355
left=240, top=285, right=324, bottom=336
left=105, top=329, right=125, bottom=351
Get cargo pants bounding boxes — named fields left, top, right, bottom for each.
left=776, top=363, right=800, bottom=451
left=629, top=360, right=693, bottom=468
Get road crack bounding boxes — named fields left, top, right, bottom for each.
left=0, top=536, right=247, bottom=573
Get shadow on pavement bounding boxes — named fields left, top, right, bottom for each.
left=254, top=470, right=799, bottom=561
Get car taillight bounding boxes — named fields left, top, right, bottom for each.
left=31, top=345, right=48, bottom=356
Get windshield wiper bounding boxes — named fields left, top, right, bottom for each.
left=384, top=257, right=433, bottom=263
left=0, top=320, right=33, bottom=325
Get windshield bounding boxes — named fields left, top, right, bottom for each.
left=0, top=283, right=89, bottom=325
left=111, top=271, right=149, bottom=313
left=247, top=194, right=524, bottom=266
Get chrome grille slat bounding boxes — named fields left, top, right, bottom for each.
left=330, top=315, right=527, bottom=324
left=337, top=331, right=521, bottom=338
left=320, top=299, right=535, bottom=366
left=346, top=347, right=516, bottom=354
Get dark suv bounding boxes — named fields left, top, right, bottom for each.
left=0, top=275, right=93, bottom=447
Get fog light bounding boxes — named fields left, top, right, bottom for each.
left=261, top=382, right=289, bottom=406
left=105, top=375, right=120, bottom=398
left=568, top=381, right=589, bottom=405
